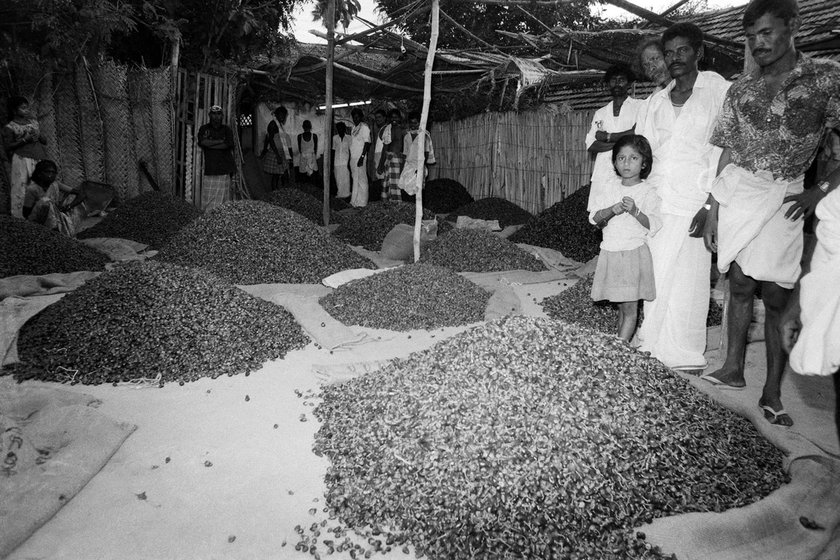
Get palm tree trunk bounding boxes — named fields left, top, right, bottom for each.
left=323, top=0, right=336, bottom=226
left=413, top=0, right=440, bottom=262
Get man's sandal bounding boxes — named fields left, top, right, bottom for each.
left=760, top=404, right=793, bottom=426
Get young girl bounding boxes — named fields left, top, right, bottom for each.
left=589, top=134, right=661, bottom=342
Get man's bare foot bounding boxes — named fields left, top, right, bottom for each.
left=759, top=396, right=794, bottom=427
left=701, top=366, right=746, bottom=388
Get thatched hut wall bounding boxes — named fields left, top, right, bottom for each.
left=1, top=63, right=175, bottom=208
left=429, top=106, right=596, bottom=214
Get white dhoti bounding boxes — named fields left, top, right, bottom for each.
left=349, top=158, right=368, bottom=208
left=637, top=213, right=710, bottom=369
left=10, top=154, right=38, bottom=218
left=334, top=161, right=351, bottom=198
left=790, top=188, right=840, bottom=376
left=713, top=164, right=804, bottom=289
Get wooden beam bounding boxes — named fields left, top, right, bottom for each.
left=323, top=0, right=335, bottom=227
left=451, top=0, right=588, bottom=5
left=317, top=58, right=459, bottom=93
left=335, top=1, right=431, bottom=46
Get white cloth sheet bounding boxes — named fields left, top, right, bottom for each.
left=790, top=188, right=840, bottom=376
left=712, top=163, right=804, bottom=288
left=636, top=213, right=711, bottom=369
left=584, top=98, right=645, bottom=213
left=639, top=71, right=730, bottom=216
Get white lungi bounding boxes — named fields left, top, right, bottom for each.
left=790, top=188, right=840, bottom=376
left=10, top=154, right=38, bottom=218
left=712, top=164, right=804, bottom=289
left=637, top=213, right=711, bottom=369
left=349, top=122, right=370, bottom=207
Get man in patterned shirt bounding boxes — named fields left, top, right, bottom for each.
left=702, top=0, right=840, bottom=426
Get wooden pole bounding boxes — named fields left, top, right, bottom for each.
left=413, top=0, right=440, bottom=262
left=323, top=0, right=336, bottom=227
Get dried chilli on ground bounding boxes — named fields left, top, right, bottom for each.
left=154, top=200, right=374, bottom=284
left=0, top=215, right=110, bottom=277
left=5, top=261, right=308, bottom=385
left=266, top=188, right=341, bottom=226
left=332, top=201, right=440, bottom=251
left=420, top=228, right=546, bottom=272
left=76, top=191, right=202, bottom=249
left=313, top=316, right=788, bottom=560
left=542, top=276, right=723, bottom=334
left=421, top=178, right=474, bottom=214
left=446, top=196, right=533, bottom=228
left=319, top=264, right=490, bottom=331
left=509, top=186, right=603, bottom=263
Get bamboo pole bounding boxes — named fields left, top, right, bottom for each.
left=323, top=0, right=336, bottom=227
left=413, top=0, right=440, bottom=263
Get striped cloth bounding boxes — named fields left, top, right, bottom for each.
left=201, top=174, right=231, bottom=212
left=385, top=152, right=405, bottom=201
left=262, top=150, right=287, bottom=175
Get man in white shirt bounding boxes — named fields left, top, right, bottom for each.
left=349, top=108, right=371, bottom=207
left=635, top=22, right=731, bottom=370
left=585, top=64, right=645, bottom=216
left=332, top=122, right=352, bottom=199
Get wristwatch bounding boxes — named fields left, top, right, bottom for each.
left=818, top=180, right=831, bottom=193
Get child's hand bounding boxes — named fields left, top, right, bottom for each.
left=611, top=202, right=625, bottom=215
left=621, top=197, right=637, bottom=215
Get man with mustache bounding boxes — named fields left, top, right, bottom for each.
left=635, top=22, right=730, bottom=370
left=702, top=0, right=840, bottom=426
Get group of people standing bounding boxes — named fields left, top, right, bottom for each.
left=586, top=0, right=840, bottom=432
left=256, top=104, right=435, bottom=208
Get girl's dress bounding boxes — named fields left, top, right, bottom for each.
left=589, top=176, right=662, bottom=302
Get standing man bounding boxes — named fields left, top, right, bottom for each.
left=332, top=121, right=352, bottom=200
left=349, top=108, right=371, bottom=207
left=585, top=64, right=645, bottom=218
left=635, top=22, right=731, bottom=370
left=197, top=105, right=236, bottom=211
left=379, top=109, right=405, bottom=203
left=370, top=109, right=388, bottom=202
left=703, top=0, right=840, bottom=426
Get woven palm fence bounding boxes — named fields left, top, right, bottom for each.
left=429, top=107, right=596, bottom=214
left=1, top=63, right=175, bottom=205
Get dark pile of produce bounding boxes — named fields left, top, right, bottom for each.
left=420, top=228, right=546, bottom=272
left=320, top=264, right=490, bottom=330
left=267, top=188, right=343, bottom=226
left=312, top=316, right=787, bottom=559
left=5, top=261, right=308, bottom=385
left=154, top=201, right=374, bottom=284
left=422, top=178, right=474, bottom=214
left=509, top=186, right=602, bottom=263
left=1, top=215, right=110, bottom=277
left=77, top=191, right=201, bottom=248
left=446, top=196, right=533, bottom=228
left=332, top=201, right=438, bottom=251
left=542, top=276, right=723, bottom=334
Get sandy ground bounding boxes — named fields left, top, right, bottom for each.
left=7, top=276, right=838, bottom=560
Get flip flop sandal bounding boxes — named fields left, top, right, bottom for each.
left=760, top=404, right=793, bottom=426
left=700, top=374, right=746, bottom=390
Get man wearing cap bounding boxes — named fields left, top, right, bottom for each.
left=197, top=105, right=236, bottom=211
